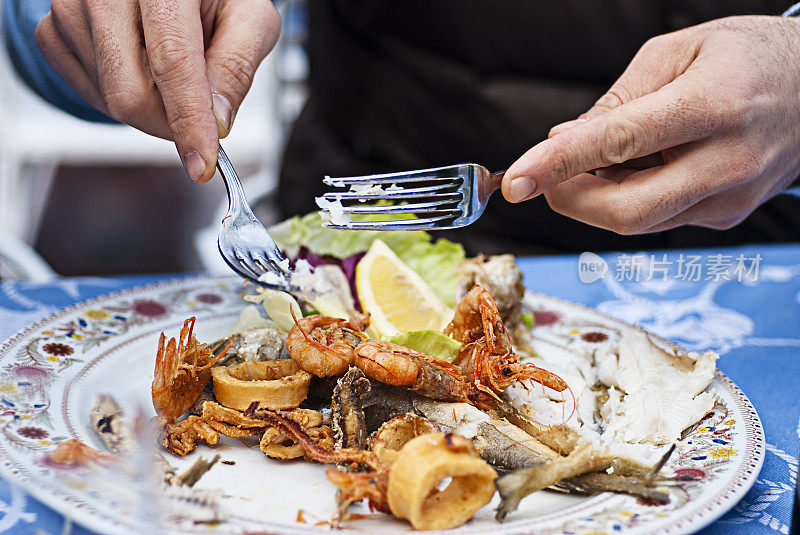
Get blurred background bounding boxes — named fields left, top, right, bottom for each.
left=3, top=0, right=799, bottom=282
left=0, top=0, right=308, bottom=280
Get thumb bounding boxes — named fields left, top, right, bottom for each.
left=205, top=0, right=281, bottom=137
left=549, top=30, right=702, bottom=138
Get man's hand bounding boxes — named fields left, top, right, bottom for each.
left=502, top=16, right=800, bottom=234
left=35, top=0, right=281, bottom=182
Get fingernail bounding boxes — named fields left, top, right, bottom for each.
left=509, top=176, right=537, bottom=202
left=212, top=92, right=234, bottom=137
left=183, top=151, right=207, bottom=182
left=549, top=118, right=587, bottom=137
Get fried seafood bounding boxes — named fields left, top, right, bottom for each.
left=246, top=404, right=386, bottom=471
left=247, top=405, right=392, bottom=515
left=368, top=413, right=439, bottom=466
left=387, top=432, right=496, bottom=531
left=259, top=408, right=334, bottom=460
left=494, top=442, right=675, bottom=520
left=171, top=454, right=221, bottom=487
left=211, top=359, right=312, bottom=411
left=48, top=438, right=118, bottom=466
left=161, top=415, right=221, bottom=457
left=287, top=314, right=367, bottom=377
left=284, top=287, right=566, bottom=414
left=90, top=394, right=135, bottom=454
left=412, top=398, right=558, bottom=470
left=148, top=271, right=717, bottom=530
left=331, top=367, right=371, bottom=450
left=494, top=397, right=581, bottom=456
left=553, top=472, right=670, bottom=505
left=201, top=400, right=266, bottom=437
left=355, top=341, right=470, bottom=403
left=455, top=255, right=534, bottom=355
left=455, top=255, right=525, bottom=327
left=209, top=327, right=288, bottom=366
left=327, top=468, right=391, bottom=516
left=152, top=317, right=229, bottom=423
left=152, top=317, right=232, bottom=455
left=447, top=286, right=570, bottom=407
left=198, top=400, right=333, bottom=459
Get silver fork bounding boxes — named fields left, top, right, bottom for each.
left=318, top=163, right=504, bottom=231
left=216, top=145, right=295, bottom=289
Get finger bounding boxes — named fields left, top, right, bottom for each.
left=502, top=79, right=718, bottom=202
left=548, top=30, right=702, bottom=138
left=642, top=195, right=746, bottom=233
left=140, top=0, right=218, bottom=182
left=641, top=180, right=763, bottom=233
left=84, top=0, right=171, bottom=139
left=543, top=155, right=723, bottom=235
left=49, top=0, right=97, bottom=81
left=205, top=0, right=280, bottom=137
left=36, top=13, right=106, bottom=112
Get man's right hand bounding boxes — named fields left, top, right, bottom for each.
left=35, top=0, right=281, bottom=182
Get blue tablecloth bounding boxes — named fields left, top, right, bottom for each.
left=0, top=244, right=798, bottom=534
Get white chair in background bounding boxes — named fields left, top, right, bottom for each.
left=0, top=10, right=283, bottom=246
left=0, top=228, right=56, bottom=281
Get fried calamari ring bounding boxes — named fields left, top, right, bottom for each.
left=211, top=359, right=311, bottom=411
left=387, top=432, right=497, bottom=530
left=367, top=413, right=439, bottom=467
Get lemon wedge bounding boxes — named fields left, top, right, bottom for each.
left=356, top=239, right=453, bottom=337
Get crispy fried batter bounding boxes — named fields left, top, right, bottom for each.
left=368, top=413, right=439, bottom=467
left=257, top=408, right=331, bottom=460
left=160, top=415, right=220, bottom=457
left=211, top=359, right=312, bottom=411
left=387, top=432, right=497, bottom=530
left=327, top=468, right=391, bottom=516
left=247, top=405, right=386, bottom=471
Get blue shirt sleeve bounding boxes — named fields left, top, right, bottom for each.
left=2, top=0, right=115, bottom=123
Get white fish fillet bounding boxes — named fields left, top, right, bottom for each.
left=601, top=386, right=716, bottom=445
left=505, top=327, right=719, bottom=467
left=596, top=329, right=718, bottom=397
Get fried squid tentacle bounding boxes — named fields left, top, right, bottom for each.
left=245, top=402, right=387, bottom=472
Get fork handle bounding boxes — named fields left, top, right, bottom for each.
left=217, top=145, right=249, bottom=216
left=490, top=169, right=506, bottom=192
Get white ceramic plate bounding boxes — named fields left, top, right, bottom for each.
left=0, top=276, right=764, bottom=534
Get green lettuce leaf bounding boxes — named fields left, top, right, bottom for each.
left=384, top=330, right=462, bottom=363
left=270, top=211, right=465, bottom=306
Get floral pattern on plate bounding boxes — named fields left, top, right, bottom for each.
left=0, top=276, right=764, bottom=535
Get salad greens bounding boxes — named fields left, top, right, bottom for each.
left=384, top=330, right=462, bottom=363
left=521, top=312, right=535, bottom=329
left=270, top=211, right=465, bottom=306
left=244, top=289, right=303, bottom=332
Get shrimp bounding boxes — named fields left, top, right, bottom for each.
left=153, top=317, right=228, bottom=421
left=447, top=286, right=570, bottom=401
left=354, top=341, right=469, bottom=402
left=447, top=285, right=513, bottom=352
left=152, top=317, right=231, bottom=456
left=287, top=313, right=367, bottom=377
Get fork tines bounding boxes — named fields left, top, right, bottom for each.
left=319, top=165, right=466, bottom=230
